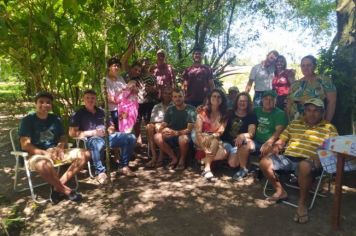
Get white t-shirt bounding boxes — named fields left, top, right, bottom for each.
left=105, top=76, right=126, bottom=111
left=249, top=63, right=275, bottom=91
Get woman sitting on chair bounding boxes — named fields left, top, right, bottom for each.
left=194, top=89, right=228, bottom=180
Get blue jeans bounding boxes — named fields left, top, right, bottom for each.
left=86, top=132, right=136, bottom=175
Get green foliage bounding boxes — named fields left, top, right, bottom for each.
left=318, top=47, right=355, bottom=134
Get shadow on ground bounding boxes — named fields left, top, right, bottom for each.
left=0, top=104, right=356, bottom=236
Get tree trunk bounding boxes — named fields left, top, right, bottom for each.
left=332, top=0, right=356, bottom=134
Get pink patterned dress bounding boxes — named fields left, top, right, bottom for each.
left=117, top=89, right=139, bottom=133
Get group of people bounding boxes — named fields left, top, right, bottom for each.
left=18, top=49, right=338, bottom=224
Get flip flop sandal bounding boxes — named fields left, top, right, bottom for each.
left=293, top=212, right=309, bottom=224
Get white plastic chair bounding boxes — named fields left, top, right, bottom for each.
left=10, top=128, right=78, bottom=203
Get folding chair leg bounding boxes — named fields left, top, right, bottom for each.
left=13, top=156, right=20, bottom=191
left=87, top=162, right=94, bottom=178
left=24, top=160, right=48, bottom=204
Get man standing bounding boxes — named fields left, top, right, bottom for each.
left=154, top=88, right=196, bottom=170
left=245, top=50, right=279, bottom=107
left=182, top=48, right=215, bottom=107
left=69, top=89, right=137, bottom=183
left=259, top=98, right=338, bottom=223
left=19, top=92, right=90, bottom=203
left=151, top=49, right=176, bottom=99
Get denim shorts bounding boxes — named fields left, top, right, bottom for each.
left=271, top=154, right=320, bottom=176
left=223, top=142, right=238, bottom=155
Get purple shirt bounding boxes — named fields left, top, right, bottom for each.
left=152, top=63, right=174, bottom=87
left=182, top=64, right=213, bottom=103
left=69, top=106, right=112, bottom=132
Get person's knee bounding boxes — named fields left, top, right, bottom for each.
left=178, top=135, right=189, bottom=144
left=259, top=157, right=272, bottom=171
left=154, top=133, right=163, bottom=144
left=34, top=159, right=53, bottom=172
left=298, top=161, right=312, bottom=177
left=127, top=134, right=136, bottom=144
left=89, top=138, right=105, bottom=150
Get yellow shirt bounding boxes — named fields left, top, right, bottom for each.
left=280, top=118, right=338, bottom=159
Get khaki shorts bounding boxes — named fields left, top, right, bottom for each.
left=29, top=148, right=82, bottom=171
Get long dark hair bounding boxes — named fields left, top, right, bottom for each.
left=233, top=92, right=253, bottom=114
left=205, top=89, right=227, bottom=123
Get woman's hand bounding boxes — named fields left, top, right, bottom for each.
left=234, top=134, right=246, bottom=148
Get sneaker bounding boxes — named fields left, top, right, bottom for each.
left=232, top=168, right=249, bottom=181
left=50, top=188, right=65, bottom=204
left=67, top=190, right=82, bottom=202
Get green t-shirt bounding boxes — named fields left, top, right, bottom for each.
left=254, top=107, right=287, bottom=143
left=164, top=104, right=196, bottom=131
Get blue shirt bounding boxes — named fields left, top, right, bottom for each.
left=19, top=113, right=64, bottom=150
left=69, top=106, right=112, bottom=132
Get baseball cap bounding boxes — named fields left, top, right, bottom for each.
left=157, top=49, right=165, bottom=55
left=304, top=98, right=325, bottom=109
left=228, top=86, right=239, bottom=93
left=262, top=90, right=277, bottom=98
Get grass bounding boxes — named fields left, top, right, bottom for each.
left=0, top=82, right=25, bottom=102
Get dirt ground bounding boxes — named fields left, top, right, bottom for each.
left=0, top=103, right=356, bottom=236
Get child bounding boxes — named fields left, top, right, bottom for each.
left=117, top=80, right=139, bottom=133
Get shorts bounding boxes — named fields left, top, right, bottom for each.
left=223, top=142, right=238, bottom=155
left=29, top=148, right=82, bottom=171
left=164, top=135, right=193, bottom=147
left=251, top=140, right=263, bottom=155
left=270, top=154, right=321, bottom=176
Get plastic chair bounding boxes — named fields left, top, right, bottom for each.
left=263, top=168, right=329, bottom=210
left=73, top=137, right=94, bottom=178
left=10, top=128, right=78, bottom=203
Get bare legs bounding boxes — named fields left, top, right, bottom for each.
left=154, top=133, right=190, bottom=168
left=34, top=149, right=90, bottom=196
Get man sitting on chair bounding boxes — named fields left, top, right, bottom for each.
left=69, top=89, right=137, bottom=183
left=146, top=86, right=173, bottom=168
left=19, top=92, right=91, bottom=204
left=154, top=88, right=196, bottom=170
left=259, top=98, right=338, bottom=223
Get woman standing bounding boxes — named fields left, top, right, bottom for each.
left=221, top=92, right=258, bottom=181
left=194, top=89, right=228, bottom=179
left=105, top=57, right=127, bottom=130
left=287, top=55, right=336, bottom=122
left=272, top=55, right=295, bottom=110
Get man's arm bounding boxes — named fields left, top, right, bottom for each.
left=260, top=125, right=285, bottom=156
left=245, top=66, right=256, bottom=93
left=177, top=123, right=194, bottom=136
left=208, top=79, right=215, bottom=90
left=69, top=126, right=104, bottom=138
left=20, top=136, right=47, bottom=156
left=245, top=80, right=253, bottom=93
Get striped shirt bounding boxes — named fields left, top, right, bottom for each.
left=279, top=118, right=338, bottom=159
